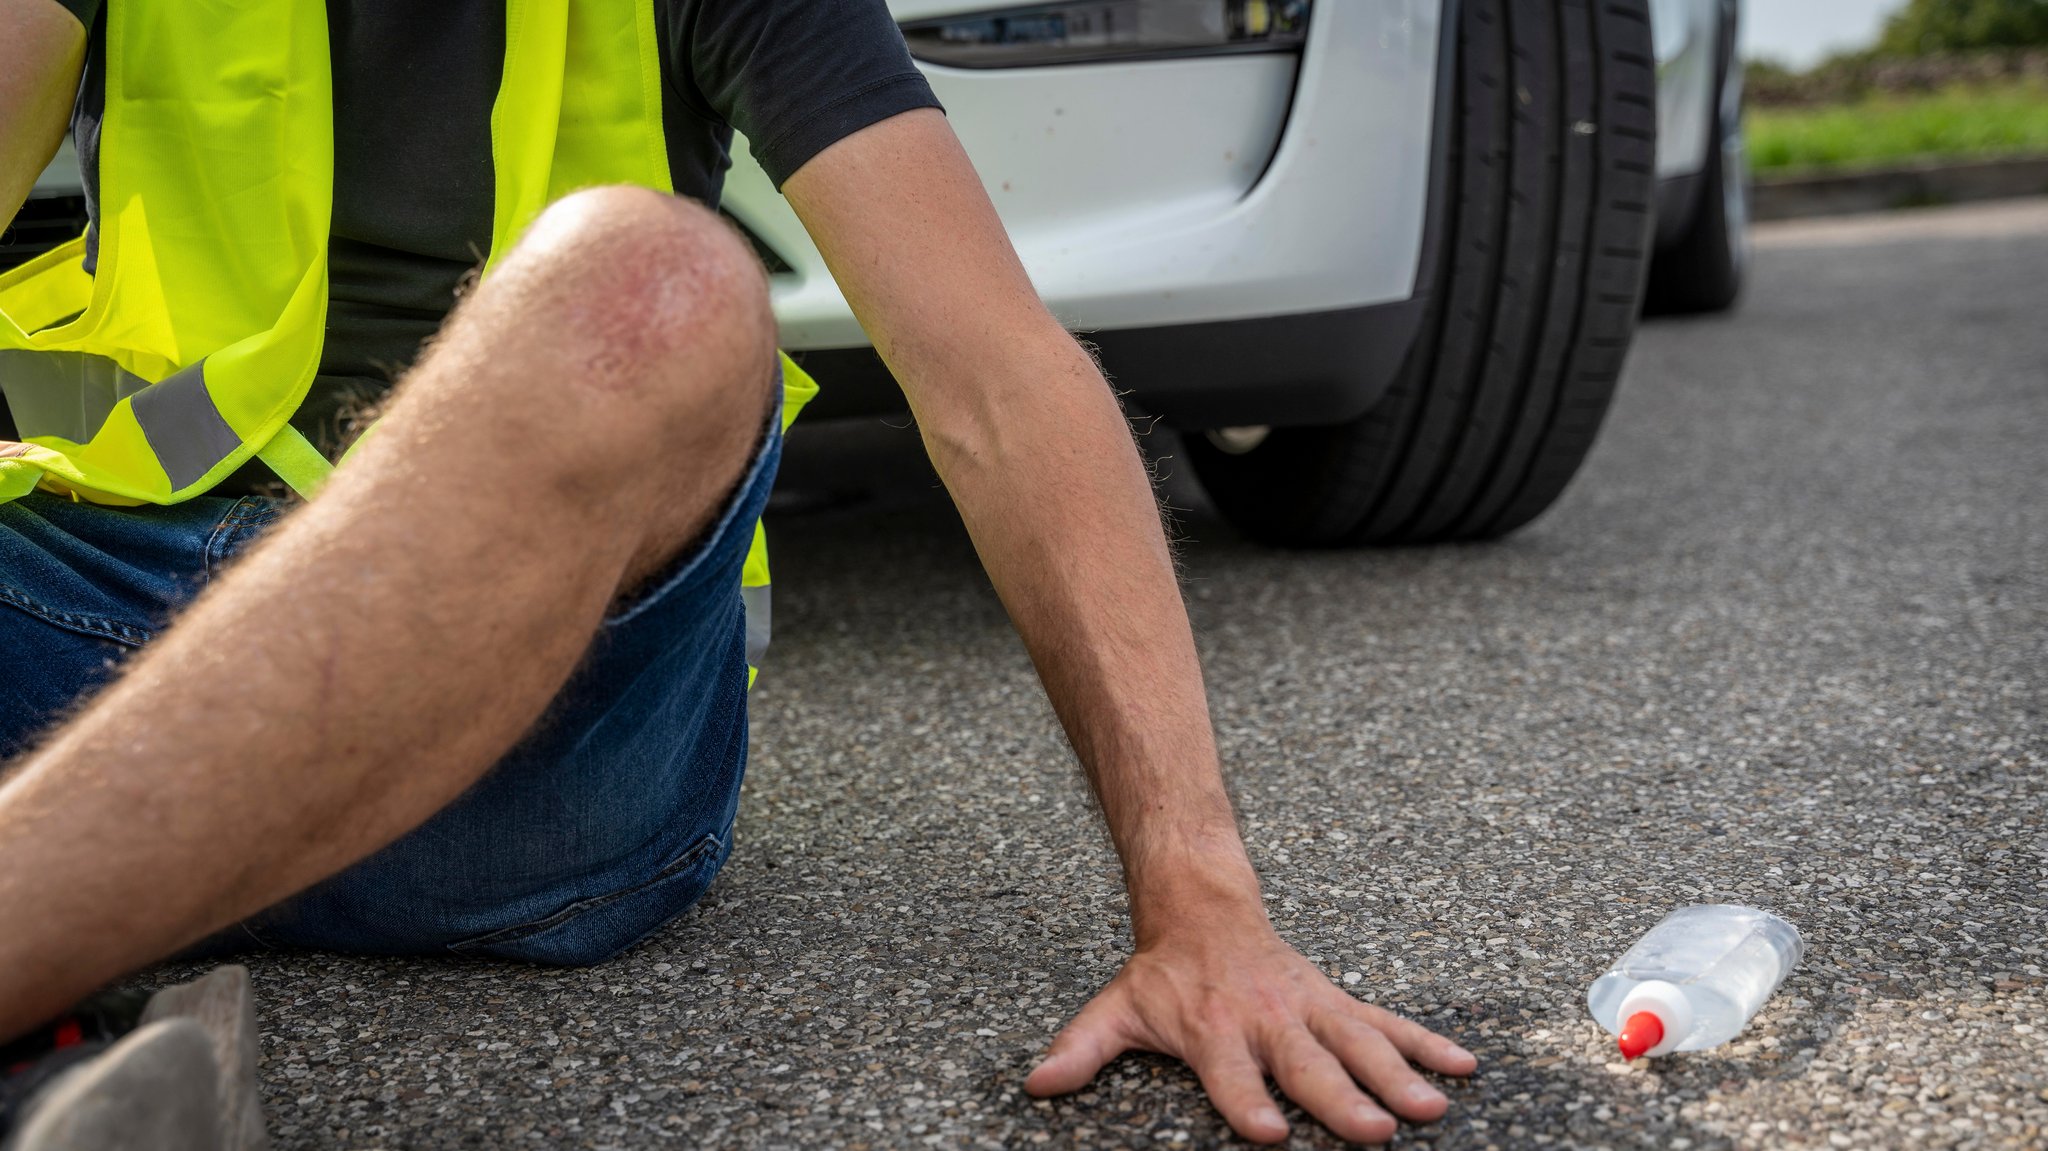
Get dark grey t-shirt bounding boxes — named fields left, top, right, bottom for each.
left=48, top=0, right=939, bottom=456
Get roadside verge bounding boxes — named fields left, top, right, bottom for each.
left=1754, top=155, right=2048, bottom=221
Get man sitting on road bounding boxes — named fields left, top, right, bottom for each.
left=0, top=0, right=1476, bottom=1144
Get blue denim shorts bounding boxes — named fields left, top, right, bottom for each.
left=0, top=421, right=781, bottom=966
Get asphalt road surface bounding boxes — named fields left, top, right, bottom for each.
left=157, top=199, right=2046, bottom=1150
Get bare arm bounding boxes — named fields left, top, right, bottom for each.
left=0, top=0, right=84, bottom=235
left=782, top=110, right=1249, bottom=939
left=782, top=109, right=1476, bottom=1145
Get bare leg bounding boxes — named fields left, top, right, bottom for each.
left=0, top=187, right=778, bottom=1040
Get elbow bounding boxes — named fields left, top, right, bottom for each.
left=910, top=328, right=1120, bottom=478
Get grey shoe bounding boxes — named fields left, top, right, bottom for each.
left=141, top=967, right=269, bottom=1151
left=2, top=1018, right=222, bottom=1151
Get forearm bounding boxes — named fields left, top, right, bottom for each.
left=782, top=109, right=1267, bottom=941
left=0, top=0, right=85, bottom=235
left=911, top=328, right=1267, bottom=942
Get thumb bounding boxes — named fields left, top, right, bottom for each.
left=1025, top=992, right=1135, bottom=1097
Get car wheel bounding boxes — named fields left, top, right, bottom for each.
left=1645, top=52, right=1747, bottom=313
left=1183, top=0, right=1657, bottom=547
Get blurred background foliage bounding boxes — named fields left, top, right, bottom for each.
left=1745, top=0, right=2048, bottom=173
left=1877, top=0, right=2048, bottom=54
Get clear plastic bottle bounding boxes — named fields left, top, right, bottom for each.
left=1586, top=905, right=1804, bottom=1058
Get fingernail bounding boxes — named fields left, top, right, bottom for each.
left=1252, top=1106, right=1285, bottom=1130
left=1408, top=1082, right=1447, bottom=1106
left=1447, top=1043, right=1476, bottom=1062
left=1356, top=1103, right=1391, bottom=1124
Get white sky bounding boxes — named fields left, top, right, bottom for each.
left=1741, top=0, right=1905, bottom=68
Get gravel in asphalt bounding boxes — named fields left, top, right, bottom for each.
left=146, top=200, right=2047, bottom=1149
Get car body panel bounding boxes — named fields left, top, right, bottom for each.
left=31, top=140, right=81, bottom=197
left=733, top=0, right=1445, bottom=350
left=729, top=52, right=1306, bottom=348
left=1649, top=0, right=1721, bottom=181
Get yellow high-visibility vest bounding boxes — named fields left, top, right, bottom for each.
left=0, top=0, right=812, bottom=681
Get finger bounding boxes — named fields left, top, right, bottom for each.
left=1188, top=1040, right=1291, bottom=1145
left=1312, top=1011, right=1450, bottom=1124
left=1354, top=1000, right=1479, bottom=1077
left=1264, top=1026, right=1398, bottom=1145
left=1025, top=991, right=1135, bottom=1097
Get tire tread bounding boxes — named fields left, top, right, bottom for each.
left=1184, top=0, right=1657, bottom=547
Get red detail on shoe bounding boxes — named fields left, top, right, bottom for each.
left=1617, top=1011, right=1664, bottom=1060
left=51, top=1019, right=83, bottom=1049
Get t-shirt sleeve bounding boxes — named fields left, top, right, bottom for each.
left=45, top=0, right=100, bottom=29
left=673, top=0, right=943, bottom=188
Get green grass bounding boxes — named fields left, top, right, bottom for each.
left=1745, top=81, right=2048, bottom=175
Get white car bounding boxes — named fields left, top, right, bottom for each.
left=738, top=0, right=1748, bottom=546
left=9, top=0, right=1744, bottom=547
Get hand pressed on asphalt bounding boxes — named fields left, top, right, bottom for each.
left=1025, top=926, right=1478, bottom=1144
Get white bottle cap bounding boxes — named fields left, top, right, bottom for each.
left=1615, top=980, right=1693, bottom=1058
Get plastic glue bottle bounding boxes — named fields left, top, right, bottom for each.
left=1587, top=905, right=1804, bottom=1059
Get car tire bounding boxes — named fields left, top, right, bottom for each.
left=1645, top=56, right=1747, bottom=313
left=1183, top=0, right=1657, bottom=547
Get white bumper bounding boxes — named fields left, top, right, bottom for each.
left=723, top=1, right=1446, bottom=351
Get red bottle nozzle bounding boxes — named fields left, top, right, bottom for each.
left=1617, top=1010, right=1665, bottom=1059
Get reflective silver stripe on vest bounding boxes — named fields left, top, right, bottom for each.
left=742, top=583, right=771, bottom=669
left=0, top=349, right=151, bottom=444
left=0, top=350, right=242, bottom=490
left=130, top=360, right=242, bottom=489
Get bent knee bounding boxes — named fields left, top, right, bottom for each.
left=479, top=186, right=779, bottom=442
left=518, top=186, right=770, bottom=330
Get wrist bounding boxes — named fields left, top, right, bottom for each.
left=1124, top=824, right=1270, bottom=947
